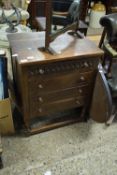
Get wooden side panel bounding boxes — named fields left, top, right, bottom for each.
left=90, top=65, right=112, bottom=123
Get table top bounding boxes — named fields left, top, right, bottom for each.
left=8, top=32, right=103, bottom=66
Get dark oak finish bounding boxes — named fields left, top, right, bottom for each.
left=8, top=32, right=103, bottom=134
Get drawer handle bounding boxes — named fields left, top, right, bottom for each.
left=80, top=76, right=85, bottom=81
left=38, top=97, right=43, bottom=102
left=39, top=69, right=44, bottom=74
left=38, top=84, right=43, bottom=89
left=76, top=100, right=80, bottom=105
left=84, top=62, right=89, bottom=67
left=78, top=89, right=83, bottom=93
left=38, top=108, right=42, bottom=113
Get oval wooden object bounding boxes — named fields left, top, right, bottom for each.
left=90, top=65, right=112, bottom=123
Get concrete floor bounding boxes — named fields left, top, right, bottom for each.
left=0, top=119, right=117, bottom=175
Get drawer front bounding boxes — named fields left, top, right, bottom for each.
left=28, top=57, right=99, bottom=77
left=29, top=96, right=85, bottom=118
left=27, top=58, right=98, bottom=119
left=28, top=70, right=95, bottom=93
left=29, top=84, right=91, bottom=104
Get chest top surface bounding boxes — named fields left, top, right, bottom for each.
left=8, top=32, right=103, bottom=66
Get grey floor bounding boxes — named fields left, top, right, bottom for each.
left=0, top=119, right=117, bottom=175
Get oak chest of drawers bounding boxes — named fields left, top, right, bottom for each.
left=8, top=32, right=103, bottom=134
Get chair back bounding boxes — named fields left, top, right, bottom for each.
left=67, top=0, right=81, bottom=23
left=100, top=13, right=117, bottom=45
left=53, top=0, right=72, bottom=12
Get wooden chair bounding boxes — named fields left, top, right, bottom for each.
left=35, top=0, right=88, bottom=36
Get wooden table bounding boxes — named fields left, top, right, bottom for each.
left=8, top=32, right=103, bottom=134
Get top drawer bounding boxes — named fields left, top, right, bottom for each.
left=28, top=57, right=99, bottom=77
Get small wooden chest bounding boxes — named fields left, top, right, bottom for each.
left=8, top=32, right=103, bottom=134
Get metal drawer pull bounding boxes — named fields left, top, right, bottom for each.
left=38, top=108, right=42, bottom=113
left=38, top=97, right=43, bottom=102
left=84, top=62, right=89, bottom=67
left=80, top=76, right=85, bottom=81
left=39, top=69, right=44, bottom=74
left=78, top=89, right=83, bottom=93
left=76, top=100, right=80, bottom=105
left=38, top=84, right=43, bottom=89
